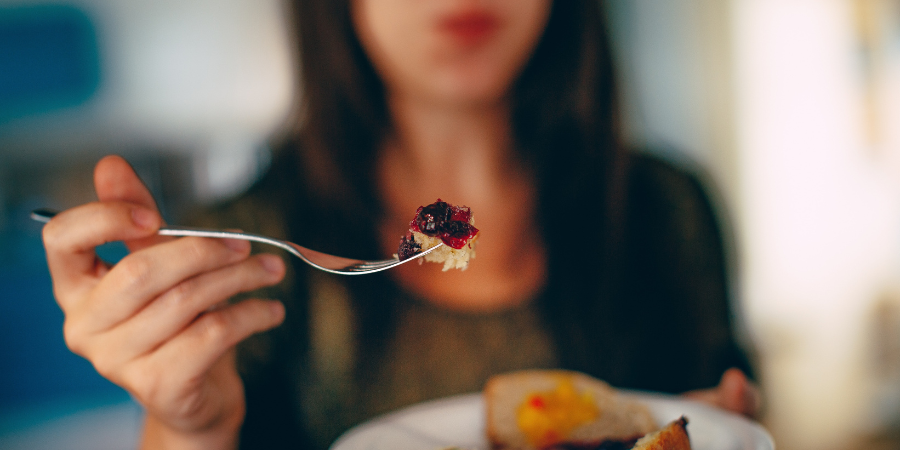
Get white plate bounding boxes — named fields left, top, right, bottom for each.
left=331, top=392, right=774, bottom=450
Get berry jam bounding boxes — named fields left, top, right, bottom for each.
left=409, top=199, right=478, bottom=249
left=413, top=201, right=447, bottom=236
left=397, top=233, right=422, bottom=261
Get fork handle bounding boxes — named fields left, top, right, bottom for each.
left=31, top=208, right=287, bottom=251
left=30, top=208, right=61, bottom=223
left=31, top=208, right=313, bottom=263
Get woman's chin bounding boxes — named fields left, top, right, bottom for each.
left=386, top=65, right=516, bottom=110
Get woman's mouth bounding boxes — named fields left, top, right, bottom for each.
left=438, top=10, right=500, bottom=46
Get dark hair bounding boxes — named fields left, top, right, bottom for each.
left=284, top=0, right=628, bottom=378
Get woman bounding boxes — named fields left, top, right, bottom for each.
left=40, top=1, right=759, bottom=449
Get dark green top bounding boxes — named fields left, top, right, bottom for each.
left=192, top=150, right=753, bottom=450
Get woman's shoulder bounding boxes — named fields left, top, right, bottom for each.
left=626, top=151, right=710, bottom=202
left=621, top=150, right=732, bottom=265
left=624, top=151, right=724, bottom=224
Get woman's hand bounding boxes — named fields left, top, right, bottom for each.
left=682, top=368, right=762, bottom=419
left=41, top=156, right=286, bottom=449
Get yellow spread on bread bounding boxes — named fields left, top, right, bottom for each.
left=515, top=376, right=600, bottom=448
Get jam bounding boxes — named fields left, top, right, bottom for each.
left=414, top=201, right=451, bottom=236
left=516, top=377, right=601, bottom=449
left=409, top=199, right=478, bottom=249
left=397, top=233, right=422, bottom=261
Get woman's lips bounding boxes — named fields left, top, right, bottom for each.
left=438, top=10, right=500, bottom=46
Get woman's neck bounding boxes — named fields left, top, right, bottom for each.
left=384, top=94, right=516, bottom=198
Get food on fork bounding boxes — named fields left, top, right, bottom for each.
left=396, top=199, right=479, bottom=271
left=484, top=370, right=691, bottom=450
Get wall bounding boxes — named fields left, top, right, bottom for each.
left=611, top=1, right=900, bottom=449
left=733, top=1, right=900, bottom=449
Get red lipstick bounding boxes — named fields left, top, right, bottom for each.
left=438, top=10, right=500, bottom=46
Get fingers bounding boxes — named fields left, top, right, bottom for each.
left=682, top=368, right=762, bottom=419
left=42, top=155, right=282, bottom=440
left=83, top=236, right=254, bottom=331
left=94, top=155, right=167, bottom=253
left=94, top=155, right=158, bottom=212
left=43, top=201, right=162, bottom=298
left=107, top=254, right=285, bottom=360
left=134, top=298, right=285, bottom=393
left=43, top=155, right=167, bottom=302
left=717, top=368, right=762, bottom=418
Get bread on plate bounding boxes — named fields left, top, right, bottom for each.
left=484, top=370, right=690, bottom=450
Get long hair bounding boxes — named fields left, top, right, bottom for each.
left=283, top=0, right=628, bottom=379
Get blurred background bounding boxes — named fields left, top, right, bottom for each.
left=0, top=0, right=898, bottom=449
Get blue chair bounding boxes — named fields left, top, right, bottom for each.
left=0, top=4, right=100, bottom=123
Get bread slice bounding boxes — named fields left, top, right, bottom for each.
left=409, top=229, right=478, bottom=271
left=485, top=370, right=658, bottom=450
left=632, top=417, right=690, bottom=450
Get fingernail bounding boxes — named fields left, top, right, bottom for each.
left=224, top=238, right=250, bottom=252
left=132, top=208, right=156, bottom=228
left=260, top=254, right=284, bottom=274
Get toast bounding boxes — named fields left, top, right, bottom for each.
left=632, top=417, right=690, bottom=450
left=484, top=370, right=659, bottom=450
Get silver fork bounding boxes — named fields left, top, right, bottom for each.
left=30, top=208, right=440, bottom=275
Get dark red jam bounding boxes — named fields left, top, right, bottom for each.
left=397, top=233, right=422, bottom=261
left=409, top=199, right=478, bottom=249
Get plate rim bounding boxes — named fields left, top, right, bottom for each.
left=622, top=390, right=774, bottom=449
left=331, top=391, right=775, bottom=450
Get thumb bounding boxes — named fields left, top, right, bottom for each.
left=94, top=155, right=169, bottom=252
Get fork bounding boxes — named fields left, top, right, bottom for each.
left=30, top=208, right=441, bottom=275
